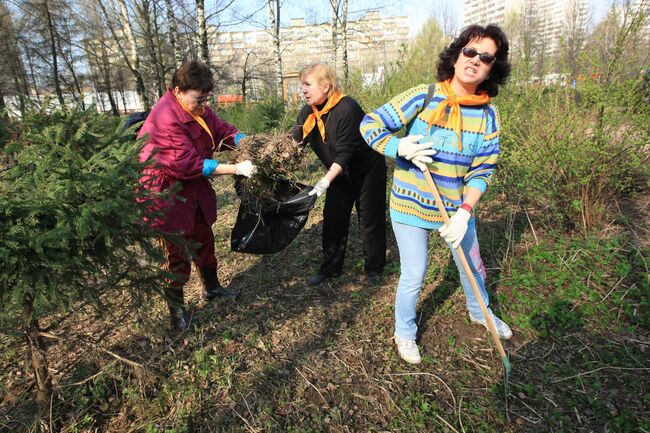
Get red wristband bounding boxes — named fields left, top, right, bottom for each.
left=460, top=203, right=473, bottom=213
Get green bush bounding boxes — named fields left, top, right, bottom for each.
left=494, top=79, right=649, bottom=232
left=218, top=98, right=299, bottom=134
left=0, top=105, right=168, bottom=407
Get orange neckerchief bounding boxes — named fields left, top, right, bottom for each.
left=426, top=80, right=490, bottom=151
left=302, top=90, right=346, bottom=143
left=174, top=93, right=215, bottom=149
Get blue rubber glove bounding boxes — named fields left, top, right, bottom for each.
left=202, top=159, right=218, bottom=177
left=234, top=133, right=246, bottom=147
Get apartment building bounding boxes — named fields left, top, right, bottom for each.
left=463, top=0, right=588, bottom=58
left=208, top=11, right=409, bottom=95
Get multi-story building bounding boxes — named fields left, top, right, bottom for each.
left=208, top=11, right=409, bottom=97
left=631, top=0, right=650, bottom=42
left=463, top=0, right=588, bottom=59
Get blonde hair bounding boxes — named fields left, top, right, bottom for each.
left=298, top=62, right=341, bottom=96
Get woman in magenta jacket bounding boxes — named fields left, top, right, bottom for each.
left=138, top=61, right=256, bottom=331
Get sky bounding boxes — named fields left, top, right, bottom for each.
left=402, top=0, right=613, bottom=38
left=264, top=0, right=614, bottom=38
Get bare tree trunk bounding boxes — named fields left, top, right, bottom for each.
left=115, top=0, right=149, bottom=109
left=562, top=0, right=589, bottom=81
left=330, top=0, right=339, bottom=68
left=8, top=76, right=26, bottom=115
left=196, top=0, right=210, bottom=66
left=164, top=0, right=182, bottom=68
left=24, top=47, right=41, bottom=103
left=138, top=0, right=164, bottom=97
left=42, top=0, right=65, bottom=106
left=152, top=1, right=169, bottom=91
left=1, top=1, right=27, bottom=113
left=101, top=44, right=120, bottom=116
left=58, top=41, right=85, bottom=109
left=242, top=50, right=254, bottom=102
left=434, top=0, right=458, bottom=41
left=342, top=0, right=349, bottom=85
left=0, top=87, right=6, bottom=112
left=268, top=0, right=282, bottom=98
left=23, top=293, right=52, bottom=410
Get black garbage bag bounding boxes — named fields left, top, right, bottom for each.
left=231, top=178, right=318, bottom=254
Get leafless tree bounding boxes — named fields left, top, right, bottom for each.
left=330, top=0, right=339, bottom=68
left=503, top=0, right=545, bottom=81
left=431, top=0, right=457, bottom=41
left=79, top=5, right=121, bottom=115
left=268, top=0, right=282, bottom=97
left=0, top=0, right=29, bottom=114
left=96, top=0, right=149, bottom=109
left=196, top=0, right=210, bottom=66
left=42, top=0, right=65, bottom=105
left=559, top=0, right=591, bottom=81
left=341, top=0, right=349, bottom=84
left=133, top=0, right=166, bottom=97
left=164, top=0, right=183, bottom=69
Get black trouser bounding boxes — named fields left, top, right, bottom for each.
left=320, top=159, right=387, bottom=277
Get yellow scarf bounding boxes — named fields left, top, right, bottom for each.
left=302, top=90, right=346, bottom=143
left=174, top=94, right=215, bottom=149
left=426, top=80, right=491, bottom=151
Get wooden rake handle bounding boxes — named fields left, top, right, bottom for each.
left=422, top=169, right=508, bottom=360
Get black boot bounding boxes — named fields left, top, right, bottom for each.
left=168, top=305, right=191, bottom=332
left=164, top=287, right=191, bottom=332
left=200, top=267, right=240, bottom=301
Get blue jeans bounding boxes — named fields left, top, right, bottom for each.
left=392, top=219, right=490, bottom=340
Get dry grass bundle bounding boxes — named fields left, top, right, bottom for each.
left=235, top=133, right=306, bottom=206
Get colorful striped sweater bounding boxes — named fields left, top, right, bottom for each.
left=360, top=83, right=500, bottom=229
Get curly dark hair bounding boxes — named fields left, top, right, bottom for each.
left=436, top=24, right=511, bottom=97
left=171, top=60, right=214, bottom=93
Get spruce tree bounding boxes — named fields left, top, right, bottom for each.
left=0, top=106, right=168, bottom=424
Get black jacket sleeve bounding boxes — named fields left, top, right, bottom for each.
left=291, top=105, right=310, bottom=144
left=330, top=98, right=364, bottom=170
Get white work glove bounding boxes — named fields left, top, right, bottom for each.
left=308, top=177, right=330, bottom=197
left=397, top=135, right=437, bottom=171
left=234, top=160, right=257, bottom=177
left=438, top=208, right=471, bottom=248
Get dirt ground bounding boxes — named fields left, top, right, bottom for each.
left=1, top=178, right=648, bottom=432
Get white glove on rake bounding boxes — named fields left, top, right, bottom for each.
left=438, top=208, right=471, bottom=248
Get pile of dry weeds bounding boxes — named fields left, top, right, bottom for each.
left=235, top=133, right=306, bottom=207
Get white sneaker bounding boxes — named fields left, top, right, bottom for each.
left=394, top=336, right=421, bottom=364
left=469, top=309, right=513, bottom=340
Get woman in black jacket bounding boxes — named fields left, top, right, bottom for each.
left=292, top=62, right=387, bottom=286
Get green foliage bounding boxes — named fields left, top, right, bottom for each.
left=390, top=393, right=442, bottom=431
left=218, top=98, right=298, bottom=134
left=500, top=234, right=645, bottom=333
left=495, top=78, right=649, bottom=232
left=495, top=5, right=649, bottom=232
left=0, top=106, right=167, bottom=318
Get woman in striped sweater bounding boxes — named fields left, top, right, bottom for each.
left=360, top=24, right=512, bottom=364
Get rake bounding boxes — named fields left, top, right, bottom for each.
left=422, top=169, right=512, bottom=380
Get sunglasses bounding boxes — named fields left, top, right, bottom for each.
left=461, top=47, right=496, bottom=65
left=192, top=93, right=213, bottom=105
